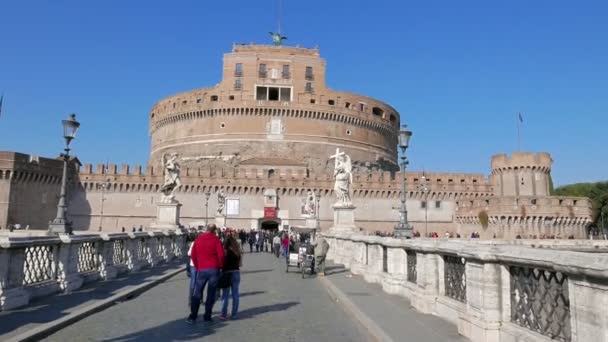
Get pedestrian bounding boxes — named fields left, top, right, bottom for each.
left=239, top=230, right=247, bottom=249
left=255, top=231, right=262, bottom=252
left=248, top=231, right=255, bottom=253
left=273, top=234, right=281, bottom=258
left=219, top=235, right=242, bottom=320
left=187, top=224, right=224, bottom=324
left=281, top=233, right=290, bottom=258
left=313, top=236, right=330, bottom=276
left=186, top=240, right=196, bottom=305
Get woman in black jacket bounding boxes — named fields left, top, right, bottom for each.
left=220, top=235, right=242, bottom=320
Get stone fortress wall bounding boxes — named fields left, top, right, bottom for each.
left=0, top=152, right=78, bottom=231
left=71, top=161, right=492, bottom=233
left=456, top=152, right=592, bottom=239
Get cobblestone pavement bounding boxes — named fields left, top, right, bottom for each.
left=44, top=252, right=368, bottom=342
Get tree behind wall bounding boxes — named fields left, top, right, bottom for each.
left=554, top=181, right=608, bottom=227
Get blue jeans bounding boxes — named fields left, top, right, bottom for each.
left=189, top=269, right=219, bottom=320
left=188, top=265, right=195, bottom=304
left=221, top=271, right=241, bottom=317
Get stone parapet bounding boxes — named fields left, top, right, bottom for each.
left=323, top=232, right=608, bottom=342
left=0, top=229, right=195, bottom=311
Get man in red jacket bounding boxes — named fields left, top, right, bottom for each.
left=187, top=224, right=224, bottom=323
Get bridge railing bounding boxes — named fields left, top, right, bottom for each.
left=323, top=232, right=608, bottom=342
left=0, top=230, right=193, bottom=311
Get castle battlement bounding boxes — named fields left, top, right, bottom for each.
left=491, top=152, right=553, bottom=173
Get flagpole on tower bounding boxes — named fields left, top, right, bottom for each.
left=517, top=112, right=523, bottom=151
left=278, top=0, right=282, bottom=35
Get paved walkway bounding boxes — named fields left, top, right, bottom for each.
left=43, top=252, right=367, bottom=342
left=4, top=252, right=470, bottom=341
left=322, top=262, right=468, bottom=342
left=0, top=260, right=185, bottom=341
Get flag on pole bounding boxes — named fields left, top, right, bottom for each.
left=518, top=112, right=523, bottom=123
left=0, top=95, right=4, bottom=118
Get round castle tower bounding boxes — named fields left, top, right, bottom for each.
left=490, top=152, right=553, bottom=197
left=148, top=44, right=401, bottom=174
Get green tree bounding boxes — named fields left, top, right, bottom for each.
left=554, top=181, right=608, bottom=228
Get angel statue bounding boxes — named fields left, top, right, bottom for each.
left=160, top=153, right=182, bottom=203
left=330, top=148, right=353, bottom=206
left=269, top=32, right=287, bottom=46
left=303, top=190, right=316, bottom=218
left=217, top=189, right=226, bottom=216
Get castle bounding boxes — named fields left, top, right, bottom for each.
left=0, top=44, right=593, bottom=238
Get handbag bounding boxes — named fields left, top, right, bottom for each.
left=217, top=271, right=232, bottom=289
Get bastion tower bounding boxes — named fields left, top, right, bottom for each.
left=149, top=44, right=401, bottom=174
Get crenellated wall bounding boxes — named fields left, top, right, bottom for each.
left=490, top=152, right=552, bottom=197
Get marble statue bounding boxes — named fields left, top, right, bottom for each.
left=303, top=190, right=316, bottom=218
left=217, top=189, right=226, bottom=216
left=330, top=148, right=353, bottom=206
left=160, top=153, right=181, bottom=203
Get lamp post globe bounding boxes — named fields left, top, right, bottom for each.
left=49, top=114, right=80, bottom=235
left=394, top=125, right=413, bottom=238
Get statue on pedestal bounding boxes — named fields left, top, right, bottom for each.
left=217, top=189, right=226, bottom=216
left=160, top=153, right=181, bottom=203
left=330, top=148, right=353, bottom=207
left=303, top=190, right=316, bottom=218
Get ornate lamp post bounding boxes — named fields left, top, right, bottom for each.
left=204, top=191, right=211, bottom=228
left=394, top=125, right=413, bottom=238
left=98, top=178, right=111, bottom=232
left=418, top=174, right=430, bottom=237
left=49, top=114, right=80, bottom=235
left=315, top=190, right=321, bottom=229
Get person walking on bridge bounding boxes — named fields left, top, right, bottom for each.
left=187, top=224, right=224, bottom=324
left=219, top=235, right=242, bottom=320
left=313, top=237, right=330, bottom=276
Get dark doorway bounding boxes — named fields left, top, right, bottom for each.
left=260, top=219, right=280, bottom=232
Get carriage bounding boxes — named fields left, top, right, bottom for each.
left=285, top=227, right=316, bottom=278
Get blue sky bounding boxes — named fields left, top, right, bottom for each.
left=0, top=1, right=606, bottom=186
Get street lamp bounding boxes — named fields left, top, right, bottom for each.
left=418, top=174, right=430, bottom=237
left=315, top=190, right=321, bottom=230
left=394, top=125, right=413, bottom=238
left=98, top=178, right=111, bottom=232
left=204, top=191, right=211, bottom=228
left=49, top=113, right=80, bottom=235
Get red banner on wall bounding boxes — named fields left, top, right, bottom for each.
left=264, top=207, right=277, bottom=219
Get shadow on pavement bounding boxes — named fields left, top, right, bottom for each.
left=238, top=291, right=266, bottom=298
left=240, top=269, right=273, bottom=275
left=101, top=318, right=227, bottom=342
left=230, top=301, right=300, bottom=320
left=102, top=301, right=300, bottom=341
left=0, top=261, right=183, bottom=338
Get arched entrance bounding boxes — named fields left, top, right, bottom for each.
left=259, top=218, right=281, bottom=232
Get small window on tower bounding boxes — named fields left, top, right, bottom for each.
left=305, top=82, right=313, bottom=93
left=282, top=65, right=290, bottom=79
left=305, top=66, right=313, bottom=80
left=328, top=99, right=335, bottom=106
left=259, top=64, right=267, bottom=78
left=235, top=63, right=243, bottom=77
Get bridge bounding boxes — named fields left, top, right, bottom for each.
left=1, top=230, right=607, bottom=341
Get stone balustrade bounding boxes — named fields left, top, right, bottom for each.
left=0, top=230, right=193, bottom=311
left=323, top=232, right=608, bottom=342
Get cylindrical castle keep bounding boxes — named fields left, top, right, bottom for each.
left=148, top=44, right=401, bottom=174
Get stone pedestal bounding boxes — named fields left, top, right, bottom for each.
left=329, top=205, right=357, bottom=233
left=305, top=218, right=318, bottom=229
left=150, top=202, right=181, bottom=230
left=215, top=215, right=226, bottom=228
